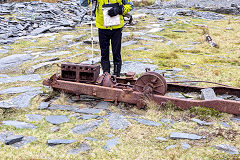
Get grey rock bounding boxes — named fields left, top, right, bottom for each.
left=62, top=35, right=74, bottom=41
left=220, top=122, right=230, bottom=128
left=26, top=59, right=63, bottom=74
left=121, top=61, right=158, bottom=74
left=38, top=102, right=50, bottom=110
left=68, top=143, right=91, bottom=154
left=51, top=126, right=60, bottom=133
left=0, top=49, right=9, bottom=54
left=26, top=114, right=43, bottom=122
left=0, top=86, right=41, bottom=94
left=0, top=132, right=13, bottom=142
left=122, top=40, right=138, bottom=47
left=192, top=118, right=214, bottom=126
left=85, top=46, right=101, bottom=52
left=161, top=118, right=176, bottom=124
left=133, top=47, right=147, bottom=51
left=31, top=25, right=53, bottom=36
left=11, top=136, right=37, bottom=148
left=75, top=108, right=103, bottom=114
left=201, top=88, right=217, bottom=100
left=0, top=74, right=41, bottom=84
left=72, top=120, right=103, bottom=134
left=83, top=37, right=99, bottom=44
left=78, top=115, right=100, bottom=120
left=5, top=135, right=24, bottom=145
left=155, top=137, right=167, bottom=141
left=104, top=138, right=120, bottom=151
left=0, top=90, right=42, bottom=109
left=213, top=144, right=239, bottom=155
left=108, top=113, right=131, bottom=130
left=74, top=34, right=86, bottom=41
left=48, top=104, right=79, bottom=111
left=170, top=132, right=205, bottom=140
left=0, top=74, right=9, bottom=78
left=2, top=120, right=37, bottom=129
left=45, top=115, right=69, bottom=125
left=47, top=139, right=76, bottom=146
left=0, top=54, right=32, bottom=71
left=166, top=145, right=177, bottom=150
left=181, top=142, right=191, bottom=149
left=132, top=118, right=161, bottom=126
left=106, top=134, right=114, bottom=138
left=0, top=39, right=15, bottom=45
left=231, top=117, right=240, bottom=122
left=95, top=101, right=111, bottom=109
left=84, top=137, right=97, bottom=141
left=147, top=28, right=165, bottom=33
left=48, top=36, right=56, bottom=41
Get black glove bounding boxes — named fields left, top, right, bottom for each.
left=108, top=5, right=123, bottom=17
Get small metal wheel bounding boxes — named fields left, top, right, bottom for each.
left=134, top=72, right=167, bottom=95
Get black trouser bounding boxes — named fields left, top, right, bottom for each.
left=98, top=28, right=122, bottom=75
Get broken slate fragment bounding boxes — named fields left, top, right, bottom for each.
left=108, top=113, right=131, bottom=130
left=11, top=136, right=37, bottom=148
left=106, top=134, right=114, bottom=138
left=26, top=114, right=43, bottom=122
left=161, top=118, right=176, bottom=124
left=68, top=143, right=91, bottom=154
left=104, top=138, right=120, bottom=151
left=231, top=117, right=240, bottom=122
left=220, top=122, right=230, bottom=128
left=200, top=88, right=217, bottom=100
left=5, top=135, right=24, bottom=145
left=45, top=115, right=69, bottom=125
left=51, top=126, right=60, bottom=133
left=75, top=108, right=103, bottom=114
left=181, top=142, right=191, bottom=150
left=72, top=120, right=103, bottom=134
left=170, top=132, right=205, bottom=140
left=0, top=74, right=42, bottom=84
left=192, top=118, right=214, bottom=126
left=2, top=121, right=37, bottom=129
left=0, top=49, right=9, bottom=54
left=47, top=139, right=76, bottom=146
left=84, top=137, right=97, bottom=141
left=95, top=101, right=111, bottom=109
left=155, top=137, right=167, bottom=141
left=166, top=145, right=177, bottom=150
left=48, top=104, right=78, bottom=111
left=122, top=40, right=138, bottom=47
left=78, top=115, right=100, bottom=120
left=0, top=86, right=41, bottom=94
left=38, top=102, right=50, bottom=110
left=213, top=144, right=239, bottom=155
left=132, top=118, right=161, bottom=126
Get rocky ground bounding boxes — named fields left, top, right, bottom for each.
left=0, top=0, right=240, bottom=159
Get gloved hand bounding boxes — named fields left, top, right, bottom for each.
left=108, top=4, right=123, bottom=17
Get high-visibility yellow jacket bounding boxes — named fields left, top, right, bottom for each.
left=95, top=0, right=133, bottom=29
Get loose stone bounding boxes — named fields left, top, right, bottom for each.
left=26, top=114, right=44, bottom=122
left=132, top=118, right=161, bottom=126
left=108, top=113, right=131, bottom=130
left=181, top=142, right=191, bottom=149
left=201, top=88, right=217, bottom=100
left=38, top=102, right=50, bottom=110
left=155, top=137, right=167, bottom=141
left=45, top=115, right=69, bottom=125
left=170, top=132, right=205, bottom=140
left=191, top=118, right=214, bottom=126
left=2, top=120, right=37, bottom=129
left=47, top=139, right=76, bottom=146
left=104, top=138, right=120, bottom=151
left=72, top=120, right=103, bottom=134
left=5, top=135, right=24, bottom=145
left=212, top=144, right=239, bottom=155
left=68, top=143, right=91, bottom=154
left=0, top=86, right=41, bottom=94
left=95, top=101, right=111, bottom=109
left=166, top=145, right=177, bottom=150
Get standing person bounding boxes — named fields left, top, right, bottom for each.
left=81, top=0, right=133, bottom=77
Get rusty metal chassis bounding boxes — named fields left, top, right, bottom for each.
left=45, top=75, right=240, bottom=115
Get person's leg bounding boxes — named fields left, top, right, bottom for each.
left=98, top=29, right=111, bottom=73
left=111, top=28, right=122, bottom=77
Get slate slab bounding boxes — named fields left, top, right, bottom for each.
left=0, top=86, right=41, bottom=94
left=201, top=88, right=217, bottom=100
left=213, top=144, right=239, bottom=155
left=155, top=137, right=167, bottom=141
left=11, top=136, right=37, bottom=148
left=72, top=120, right=103, bottom=134
left=181, top=142, right=191, bottom=149
left=0, top=74, right=42, bottom=84
left=84, top=137, right=97, bottom=141
left=2, top=121, right=37, bottom=129
left=38, top=102, right=50, bottom=110
left=45, top=115, right=69, bottom=125
left=132, top=118, right=161, bottom=126
left=5, top=135, right=24, bottom=145
left=231, top=117, right=240, bottom=122
left=170, top=132, right=205, bottom=140
left=0, top=49, right=9, bottom=54
left=104, top=138, right=120, bottom=151
left=48, top=139, right=76, bottom=146
left=121, top=61, right=158, bottom=74
left=75, top=108, right=103, bottom=114
left=0, top=90, right=42, bottom=108
left=166, top=145, right=177, bottom=150
left=26, top=114, right=43, bottom=122
left=78, top=115, right=100, bottom=120
left=95, top=101, right=111, bottom=109
left=41, top=51, right=71, bottom=57
left=220, top=122, right=230, bottom=128
left=122, top=41, right=138, bottom=47
left=108, top=113, right=131, bottom=130
left=68, top=143, right=91, bottom=154
left=31, top=25, right=53, bottom=36
left=48, top=104, right=79, bottom=111
left=192, top=118, right=214, bottom=126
